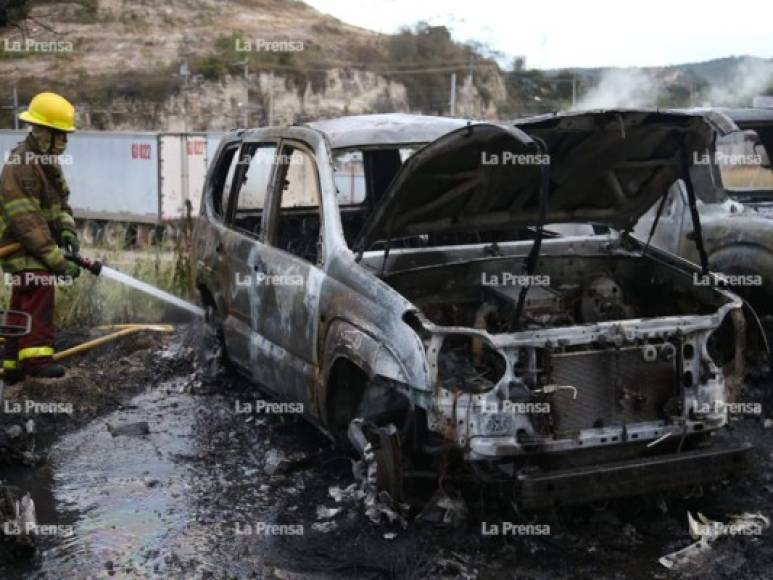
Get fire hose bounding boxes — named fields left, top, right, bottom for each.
left=0, top=241, right=102, bottom=274
left=0, top=241, right=188, bottom=386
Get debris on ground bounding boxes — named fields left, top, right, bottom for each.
left=417, top=488, right=468, bottom=527
left=0, top=420, right=40, bottom=466
left=659, top=511, right=771, bottom=569
left=311, top=521, right=338, bottom=534
left=105, top=421, right=150, bottom=437
left=0, top=487, right=37, bottom=563
left=315, top=506, right=342, bottom=520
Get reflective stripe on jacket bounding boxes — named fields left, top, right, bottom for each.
left=0, top=135, right=75, bottom=273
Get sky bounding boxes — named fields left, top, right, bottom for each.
left=304, top=0, right=773, bottom=69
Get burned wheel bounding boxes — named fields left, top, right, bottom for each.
left=349, top=419, right=405, bottom=503
left=373, top=424, right=404, bottom=503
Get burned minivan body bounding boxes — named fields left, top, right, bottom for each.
left=193, top=111, right=752, bottom=510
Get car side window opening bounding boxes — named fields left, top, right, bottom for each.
left=229, top=144, right=278, bottom=238
left=211, top=144, right=239, bottom=218
left=716, top=130, right=773, bottom=192
left=273, top=146, right=323, bottom=264
left=334, top=147, right=416, bottom=247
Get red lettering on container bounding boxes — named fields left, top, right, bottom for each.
left=187, top=140, right=204, bottom=155
left=131, top=143, right=152, bottom=160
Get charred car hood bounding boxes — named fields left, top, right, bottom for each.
left=355, top=110, right=730, bottom=251
left=355, top=123, right=542, bottom=251
left=513, top=110, right=728, bottom=230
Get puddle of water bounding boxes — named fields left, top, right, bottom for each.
left=35, top=387, right=202, bottom=577
left=20, top=377, right=289, bottom=579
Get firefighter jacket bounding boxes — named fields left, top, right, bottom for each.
left=0, top=133, right=76, bottom=274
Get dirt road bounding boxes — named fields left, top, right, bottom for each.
left=1, top=325, right=772, bottom=579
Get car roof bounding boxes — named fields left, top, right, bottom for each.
left=304, top=113, right=471, bottom=149
left=710, top=108, right=773, bottom=125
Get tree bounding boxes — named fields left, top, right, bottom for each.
left=0, top=0, right=32, bottom=28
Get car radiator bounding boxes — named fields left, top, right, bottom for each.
left=546, top=346, right=676, bottom=435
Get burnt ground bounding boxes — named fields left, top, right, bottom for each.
left=0, top=324, right=772, bottom=580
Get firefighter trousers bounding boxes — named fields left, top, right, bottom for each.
left=3, top=270, right=56, bottom=372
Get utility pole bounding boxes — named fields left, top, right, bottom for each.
left=12, top=86, right=18, bottom=130
left=242, top=60, right=249, bottom=128
left=571, top=74, right=577, bottom=108
left=179, top=61, right=190, bottom=133
left=449, top=72, right=457, bottom=116
left=268, top=71, right=274, bottom=126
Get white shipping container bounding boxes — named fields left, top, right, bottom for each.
left=0, top=130, right=160, bottom=223
left=159, top=133, right=209, bottom=220
left=0, top=129, right=228, bottom=226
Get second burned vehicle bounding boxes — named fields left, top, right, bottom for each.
left=193, top=111, right=759, bottom=509
left=634, top=107, right=773, bottom=319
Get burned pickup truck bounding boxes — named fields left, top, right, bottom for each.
left=193, top=111, right=754, bottom=509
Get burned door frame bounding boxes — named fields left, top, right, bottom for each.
left=219, top=137, right=281, bottom=383
left=253, top=137, right=326, bottom=406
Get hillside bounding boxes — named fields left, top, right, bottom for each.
left=1, top=0, right=771, bottom=130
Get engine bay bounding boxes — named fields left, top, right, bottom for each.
left=386, top=254, right=723, bottom=333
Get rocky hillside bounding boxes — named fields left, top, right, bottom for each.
left=1, top=0, right=771, bottom=130
left=0, top=0, right=509, bottom=130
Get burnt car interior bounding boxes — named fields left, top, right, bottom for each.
left=214, top=142, right=322, bottom=263
left=272, top=146, right=322, bottom=263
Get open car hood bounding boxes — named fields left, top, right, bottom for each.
left=354, top=110, right=732, bottom=252
left=355, top=122, right=543, bottom=252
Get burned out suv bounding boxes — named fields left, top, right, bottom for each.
left=193, top=111, right=757, bottom=509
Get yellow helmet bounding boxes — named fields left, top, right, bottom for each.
left=18, top=92, right=76, bottom=132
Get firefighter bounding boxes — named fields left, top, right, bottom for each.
left=0, top=92, right=81, bottom=381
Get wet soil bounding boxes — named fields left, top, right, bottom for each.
left=1, top=325, right=772, bottom=579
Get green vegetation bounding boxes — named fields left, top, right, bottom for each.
left=383, top=23, right=496, bottom=114
left=189, top=31, right=328, bottom=93
left=0, top=0, right=31, bottom=27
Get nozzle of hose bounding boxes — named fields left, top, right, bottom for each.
left=65, top=252, right=102, bottom=276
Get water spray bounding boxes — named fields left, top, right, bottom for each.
left=65, top=252, right=205, bottom=318
left=0, top=242, right=204, bottom=317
